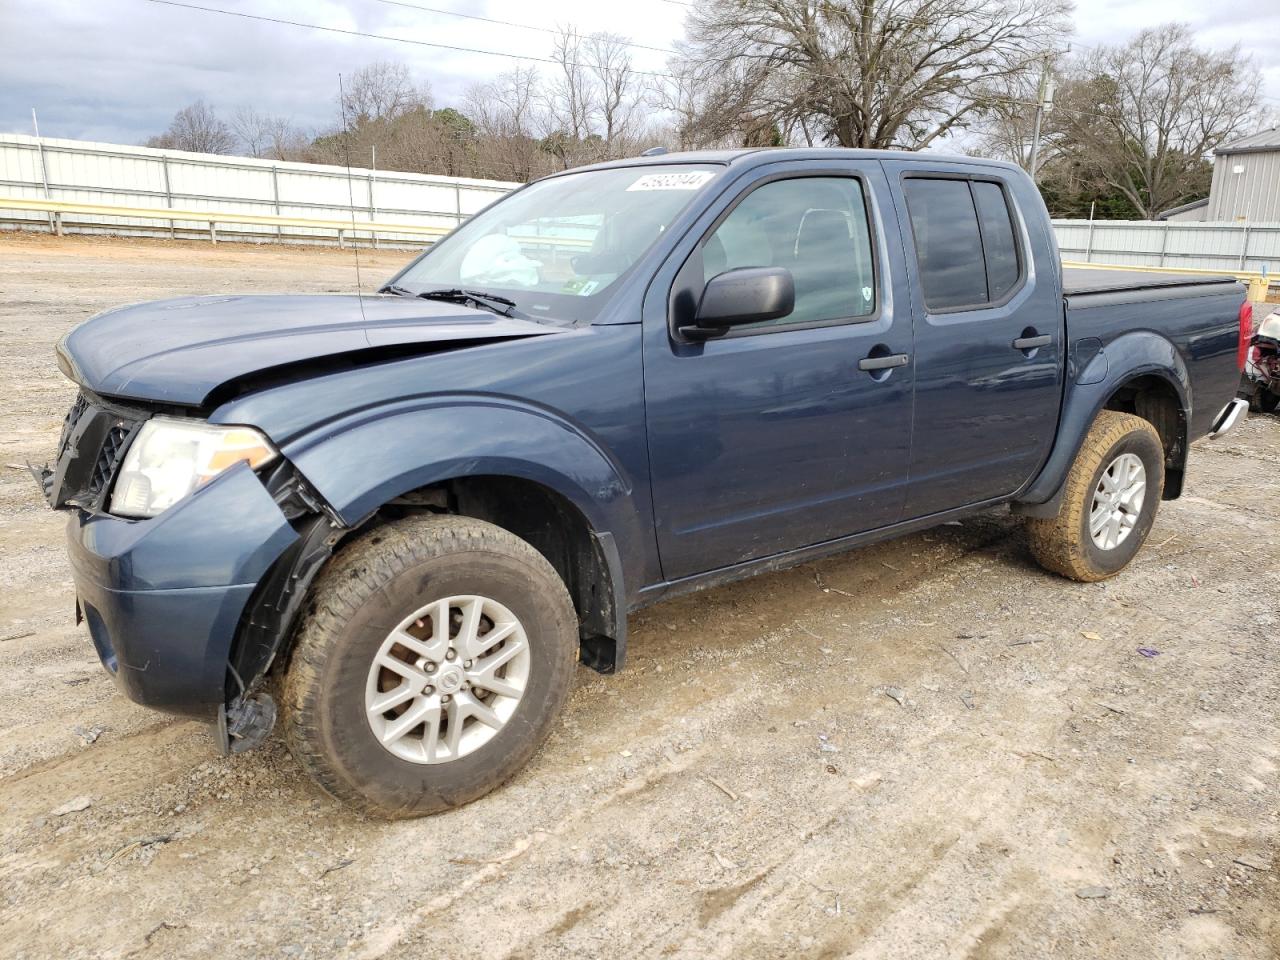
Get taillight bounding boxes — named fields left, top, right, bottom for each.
left=1238, top=301, right=1254, bottom=371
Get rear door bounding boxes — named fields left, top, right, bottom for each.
left=882, top=162, right=1063, bottom=518
left=642, top=160, right=915, bottom=580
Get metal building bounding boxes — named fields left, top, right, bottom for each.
left=1206, top=127, right=1280, bottom=222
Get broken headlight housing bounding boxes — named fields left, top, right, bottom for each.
left=109, top=416, right=278, bottom=519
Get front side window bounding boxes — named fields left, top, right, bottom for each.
left=903, top=177, right=1024, bottom=312
left=393, top=164, right=719, bottom=323
left=702, top=177, right=876, bottom=329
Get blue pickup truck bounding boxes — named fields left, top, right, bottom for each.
left=42, top=148, right=1251, bottom=817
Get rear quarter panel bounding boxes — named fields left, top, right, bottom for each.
left=1064, top=282, right=1243, bottom=440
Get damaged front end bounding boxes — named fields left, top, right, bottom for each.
left=217, top=464, right=352, bottom=755
left=40, top=389, right=350, bottom=756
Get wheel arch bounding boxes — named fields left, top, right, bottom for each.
left=247, top=403, right=641, bottom=684
left=1014, top=333, right=1191, bottom=516
left=392, top=473, right=629, bottom=674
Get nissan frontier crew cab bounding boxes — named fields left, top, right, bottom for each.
left=41, top=148, right=1252, bottom=817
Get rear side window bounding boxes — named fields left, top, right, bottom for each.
left=972, top=181, right=1020, bottom=301
left=903, top=177, right=1023, bottom=312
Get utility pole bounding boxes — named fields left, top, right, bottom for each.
left=1028, top=46, right=1065, bottom=182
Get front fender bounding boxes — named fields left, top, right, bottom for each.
left=1015, top=331, right=1190, bottom=509
left=282, top=396, right=644, bottom=566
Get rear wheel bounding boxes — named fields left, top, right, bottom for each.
left=282, top=515, right=578, bottom=818
left=1260, top=390, right=1280, bottom=414
left=1027, top=411, right=1164, bottom=582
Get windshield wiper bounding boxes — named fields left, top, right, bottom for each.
left=416, top=288, right=517, bottom=317
left=381, top=284, right=517, bottom=317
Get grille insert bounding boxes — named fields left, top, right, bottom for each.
left=90, top=425, right=130, bottom=497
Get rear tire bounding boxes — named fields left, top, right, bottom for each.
left=1261, top=391, right=1280, bottom=414
left=1027, top=411, right=1164, bottom=582
left=282, top=515, right=578, bottom=818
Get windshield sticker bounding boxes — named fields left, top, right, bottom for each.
left=626, top=171, right=714, bottom=192
left=563, top=278, right=602, bottom=296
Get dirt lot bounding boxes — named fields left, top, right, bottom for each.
left=0, top=233, right=1276, bottom=960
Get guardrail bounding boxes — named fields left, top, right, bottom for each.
left=6, top=198, right=1270, bottom=302
left=1062, top=259, right=1273, bottom=303
left=0, top=195, right=452, bottom=247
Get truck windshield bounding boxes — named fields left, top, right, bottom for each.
left=389, top=164, right=720, bottom=323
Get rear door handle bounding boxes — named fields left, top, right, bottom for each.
left=858, top=353, right=910, bottom=371
left=1013, top=335, right=1052, bottom=350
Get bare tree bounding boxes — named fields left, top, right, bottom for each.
left=231, top=107, right=307, bottom=160
left=1053, top=24, right=1264, bottom=218
left=340, top=61, right=431, bottom=125
left=146, top=100, right=236, bottom=154
left=466, top=67, right=551, bottom=181
left=542, top=27, right=599, bottom=168
left=675, top=0, right=1070, bottom=150
left=586, top=33, right=644, bottom=157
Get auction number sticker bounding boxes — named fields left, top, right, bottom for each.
left=627, top=171, right=715, bottom=192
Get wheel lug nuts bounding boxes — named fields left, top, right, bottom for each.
left=463, top=660, right=473, bottom=669
left=425, top=663, right=435, bottom=673
left=446, top=650, right=456, bottom=661
left=442, top=694, right=451, bottom=703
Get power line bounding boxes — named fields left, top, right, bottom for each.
left=371, top=0, right=678, bottom=56
left=139, top=0, right=1113, bottom=127
left=139, top=0, right=674, bottom=76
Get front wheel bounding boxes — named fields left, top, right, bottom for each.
left=281, top=515, right=578, bottom=818
left=1027, top=410, right=1165, bottom=582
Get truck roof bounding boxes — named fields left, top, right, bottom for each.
left=561, top=147, right=1026, bottom=177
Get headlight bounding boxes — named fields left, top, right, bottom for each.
left=109, top=416, right=278, bottom=518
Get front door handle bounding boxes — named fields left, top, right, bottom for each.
left=1013, top=334, right=1052, bottom=350
left=858, top=353, right=910, bottom=371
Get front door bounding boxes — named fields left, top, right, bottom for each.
left=882, top=163, right=1064, bottom=518
left=643, top=163, right=915, bottom=581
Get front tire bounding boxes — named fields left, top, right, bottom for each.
left=1027, top=411, right=1165, bottom=582
left=282, top=515, right=578, bottom=818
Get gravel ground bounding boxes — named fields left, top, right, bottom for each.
left=0, top=233, right=1276, bottom=959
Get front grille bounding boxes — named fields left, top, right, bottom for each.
left=43, top=392, right=144, bottom=511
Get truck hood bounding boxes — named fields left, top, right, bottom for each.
left=58, top=294, right=564, bottom=405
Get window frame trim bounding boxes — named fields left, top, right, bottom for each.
left=900, top=171, right=1028, bottom=316
left=668, top=169, right=883, bottom=343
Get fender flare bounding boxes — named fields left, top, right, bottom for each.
left=280, top=396, right=641, bottom=655
left=1014, top=332, right=1190, bottom=516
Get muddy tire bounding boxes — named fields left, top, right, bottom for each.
left=1027, top=411, right=1164, bottom=583
left=281, top=515, right=578, bottom=819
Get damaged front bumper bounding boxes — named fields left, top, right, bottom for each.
left=65, top=463, right=299, bottom=720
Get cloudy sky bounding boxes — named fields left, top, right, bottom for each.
left=1, top=0, right=1277, bottom=147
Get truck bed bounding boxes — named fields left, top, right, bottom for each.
left=1062, top=267, right=1239, bottom=296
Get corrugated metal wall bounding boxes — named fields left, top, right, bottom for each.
left=1053, top=218, right=1280, bottom=273
left=0, top=134, right=516, bottom=245
left=1207, top=151, right=1280, bottom=222
left=4, top=134, right=1278, bottom=276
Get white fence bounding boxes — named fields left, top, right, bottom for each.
left=3, top=134, right=1279, bottom=279
left=1052, top=218, right=1280, bottom=276
left=0, top=134, right=516, bottom=246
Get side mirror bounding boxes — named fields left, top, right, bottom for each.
left=688, top=266, right=795, bottom=335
